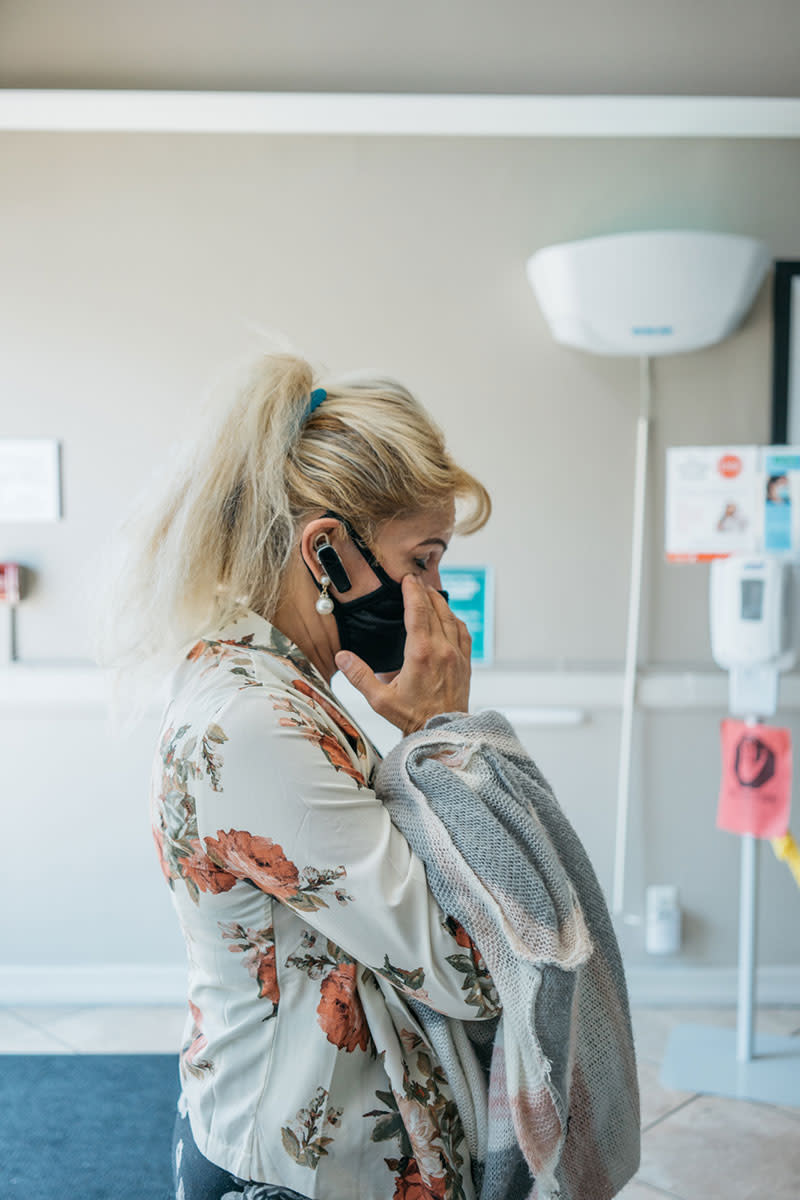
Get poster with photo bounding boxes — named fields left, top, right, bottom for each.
left=763, top=449, right=800, bottom=555
left=665, top=446, right=761, bottom=562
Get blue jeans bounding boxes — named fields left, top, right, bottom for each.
left=172, top=1098, right=311, bottom=1200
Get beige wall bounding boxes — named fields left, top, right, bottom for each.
left=1, top=129, right=799, bottom=985
left=1, top=132, right=795, bottom=665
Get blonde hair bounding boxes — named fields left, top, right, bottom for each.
left=95, top=352, right=490, bottom=685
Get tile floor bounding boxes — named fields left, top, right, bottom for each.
left=1, top=1003, right=798, bottom=1199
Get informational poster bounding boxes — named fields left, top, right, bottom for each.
left=666, top=444, right=800, bottom=561
left=439, top=565, right=494, bottom=666
left=717, top=719, right=792, bottom=838
left=666, top=446, right=760, bottom=562
left=0, top=439, right=61, bottom=522
left=763, top=449, right=800, bottom=554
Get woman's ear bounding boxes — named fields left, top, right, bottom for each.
left=300, top=517, right=348, bottom=586
left=299, top=517, right=336, bottom=580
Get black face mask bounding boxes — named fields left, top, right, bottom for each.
left=310, top=512, right=449, bottom=674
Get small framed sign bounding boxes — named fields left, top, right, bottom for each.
left=440, top=565, right=494, bottom=666
left=0, top=439, right=61, bottom=522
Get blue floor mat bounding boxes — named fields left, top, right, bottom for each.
left=1, top=1054, right=179, bottom=1199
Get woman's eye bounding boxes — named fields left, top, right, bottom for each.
left=413, top=558, right=428, bottom=571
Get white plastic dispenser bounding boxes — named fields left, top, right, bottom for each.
left=527, top=231, right=771, bottom=357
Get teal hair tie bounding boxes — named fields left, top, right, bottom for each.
left=305, top=388, right=328, bottom=420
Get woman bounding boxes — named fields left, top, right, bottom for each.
left=107, top=353, right=499, bottom=1200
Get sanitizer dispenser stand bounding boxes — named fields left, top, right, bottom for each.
left=528, top=232, right=770, bottom=927
left=660, top=556, right=800, bottom=1106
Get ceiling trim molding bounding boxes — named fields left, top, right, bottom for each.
left=1, top=90, right=799, bottom=137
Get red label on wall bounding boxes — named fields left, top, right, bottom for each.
left=717, top=720, right=792, bottom=838
left=0, top=563, right=19, bottom=604
left=717, top=454, right=743, bottom=479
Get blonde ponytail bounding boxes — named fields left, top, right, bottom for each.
left=95, top=351, right=490, bottom=697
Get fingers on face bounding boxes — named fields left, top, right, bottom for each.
left=403, top=577, right=471, bottom=666
left=428, top=587, right=464, bottom=649
left=402, top=574, right=433, bottom=637
left=456, top=618, right=472, bottom=659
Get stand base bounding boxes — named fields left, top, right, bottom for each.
left=660, top=1023, right=800, bottom=1107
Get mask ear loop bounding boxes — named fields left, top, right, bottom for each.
left=320, top=509, right=450, bottom=605
left=321, top=510, right=396, bottom=584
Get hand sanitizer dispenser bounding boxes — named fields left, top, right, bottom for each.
left=710, top=557, right=795, bottom=717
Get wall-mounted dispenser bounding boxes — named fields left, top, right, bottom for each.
left=527, top=230, right=770, bottom=357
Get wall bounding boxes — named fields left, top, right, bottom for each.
left=2, top=0, right=800, bottom=96
left=1, top=130, right=799, bottom=1000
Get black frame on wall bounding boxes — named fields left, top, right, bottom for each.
left=771, top=260, right=800, bottom=444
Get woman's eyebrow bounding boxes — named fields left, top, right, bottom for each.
left=415, top=537, right=449, bottom=550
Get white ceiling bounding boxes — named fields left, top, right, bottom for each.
left=1, top=0, right=799, bottom=97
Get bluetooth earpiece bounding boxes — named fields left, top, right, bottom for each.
left=313, top=533, right=352, bottom=594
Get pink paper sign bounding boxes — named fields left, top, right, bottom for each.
left=717, top=720, right=792, bottom=838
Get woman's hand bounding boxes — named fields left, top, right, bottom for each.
left=335, top=575, right=472, bottom=736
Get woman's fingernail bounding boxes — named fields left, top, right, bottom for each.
left=336, top=651, right=353, bottom=671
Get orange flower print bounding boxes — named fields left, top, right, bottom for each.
left=273, top=688, right=368, bottom=788
left=291, top=678, right=364, bottom=745
left=178, top=840, right=238, bottom=895
left=185, top=1001, right=207, bottom=1065
left=447, top=917, right=472, bottom=949
left=257, top=945, right=279, bottom=1004
left=186, top=641, right=206, bottom=662
left=181, top=1000, right=214, bottom=1080
left=316, top=962, right=372, bottom=1053
left=204, top=830, right=301, bottom=900
left=152, top=825, right=172, bottom=884
left=317, top=732, right=367, bottom=785
left=392, top=1158, right=446, bottom=1200
left=220, top=921, right=280, bottom=1014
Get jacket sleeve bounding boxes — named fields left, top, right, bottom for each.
left=192, top=683, right=500, bottom=1021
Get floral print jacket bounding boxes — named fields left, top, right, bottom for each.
left=150, top=609, right=500, bottom=1199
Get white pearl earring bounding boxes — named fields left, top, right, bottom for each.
left=315, top=575, right=334, bottom=615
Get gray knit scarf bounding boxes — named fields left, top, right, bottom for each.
left=375, top=710, right=641, bottom=1200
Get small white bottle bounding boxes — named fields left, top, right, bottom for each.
left=645, top=884, right=682, bottom=955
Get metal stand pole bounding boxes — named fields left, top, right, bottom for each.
left=0, top=603, right=13, bottom=665
left=736, top=714, right=760, bottom=1063
left=612, top=355, right=652, bottom=916
left=736, top=832, right=759, bottom=1062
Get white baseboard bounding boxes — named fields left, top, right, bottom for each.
left=626, top=964, right=800, bottom=1007
left=2, top=963, right=799, bottom=1008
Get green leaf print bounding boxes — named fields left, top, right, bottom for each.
left=285, top=933, right=354, bottom=981
left=365, top=1031, right=468, bottom=1200
left=445, top=951, right=501, bottom=1017
left=281, top=864, right=352, bottom=916
left=380, top=956, right=426, bottom=994
left=281, top=1128, right=301, bottom=1159
left=201, top=726, right=227, bottom=792
left=416, top=1051, right=432, bottom=1077
left=364, top=1089, right=414, bottom=1160
left=154, top=723, right=238, bottom=904
left=281, top=1086, right=340, bottom=1170
left=286, top=892, right=328, bottom=914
